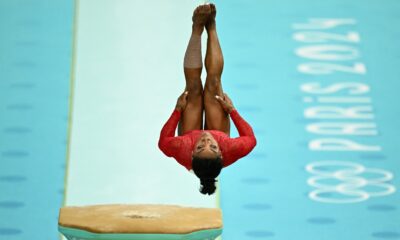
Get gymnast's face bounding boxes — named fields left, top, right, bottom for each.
left=192, top=132, right=221, bottom=159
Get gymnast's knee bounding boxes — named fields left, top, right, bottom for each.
left=185, top=80, right=203, bottom=96
left=205, top=75, right=222, bottom=94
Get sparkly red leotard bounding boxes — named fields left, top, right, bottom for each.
left=158, top=109, right=256, bottom=170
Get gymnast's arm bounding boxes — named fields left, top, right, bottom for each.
left=216, top=94, right=257, bottom=166
left=230, top=109, right=256, bottom=141
left=225, top=110, right=257, bottom=166
left=215, top=93, right=256, bottom=139
left=158, top=109, right=181, bottom=157
left=158, top=91, right=188, bottom=156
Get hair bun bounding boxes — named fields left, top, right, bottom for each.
left=200, top=178, right=217, bottom=195
left=200, top=178, right=217, bottom=185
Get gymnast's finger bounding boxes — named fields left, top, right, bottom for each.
left=223, top=93, right=230, bottom=100
left=179, top=91, right=188, bottom=99
left=223, top=93, right=233, bottom=104
left=215, top=95, right=226, bottom=105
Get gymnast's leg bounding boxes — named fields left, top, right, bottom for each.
left=178, top=5, right=211, bottom=136
left=204, top=4, right=230, bottom=136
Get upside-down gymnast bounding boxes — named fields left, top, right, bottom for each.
left=158, top=4, right=257, bottom=195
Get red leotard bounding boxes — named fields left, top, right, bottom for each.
left=158, top=109, right=257, bottom=170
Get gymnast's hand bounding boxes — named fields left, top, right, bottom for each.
left=175, top=91, right=189, bottom=112
left=215, top=93, right=235, bottom=114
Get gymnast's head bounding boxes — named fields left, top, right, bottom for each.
left=191, top=132, right=223, bottom=195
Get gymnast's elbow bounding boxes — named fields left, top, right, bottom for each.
left=251, top=135, right=257, bottom=148
left=158, top=139, right=172, bottom=157
left=158, top=139, right=166, bottom=153
left=248, top=136, right=257, bottom=153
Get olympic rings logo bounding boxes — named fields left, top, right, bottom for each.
left=306, top=161, right=396, bottom=204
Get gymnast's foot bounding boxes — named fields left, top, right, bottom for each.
left=192, top=4, right=211, bottom=35
left=206, top=3, right=216, bottom=31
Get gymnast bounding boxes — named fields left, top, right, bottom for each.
left=158, top=4, right=256, bottom=195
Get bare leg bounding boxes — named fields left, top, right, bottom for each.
left=178, top=5, right=210, bottom=136
left=204, top=4, right=230, bottom=135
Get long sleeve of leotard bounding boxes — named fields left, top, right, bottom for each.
left=158, top=110, right=192, bottom=170
left=223, top=109, right=257, bottom=167
left=158, top=109, right=181, bottom=157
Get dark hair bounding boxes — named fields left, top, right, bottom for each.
left=192, top=155, right=223, bottom=195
